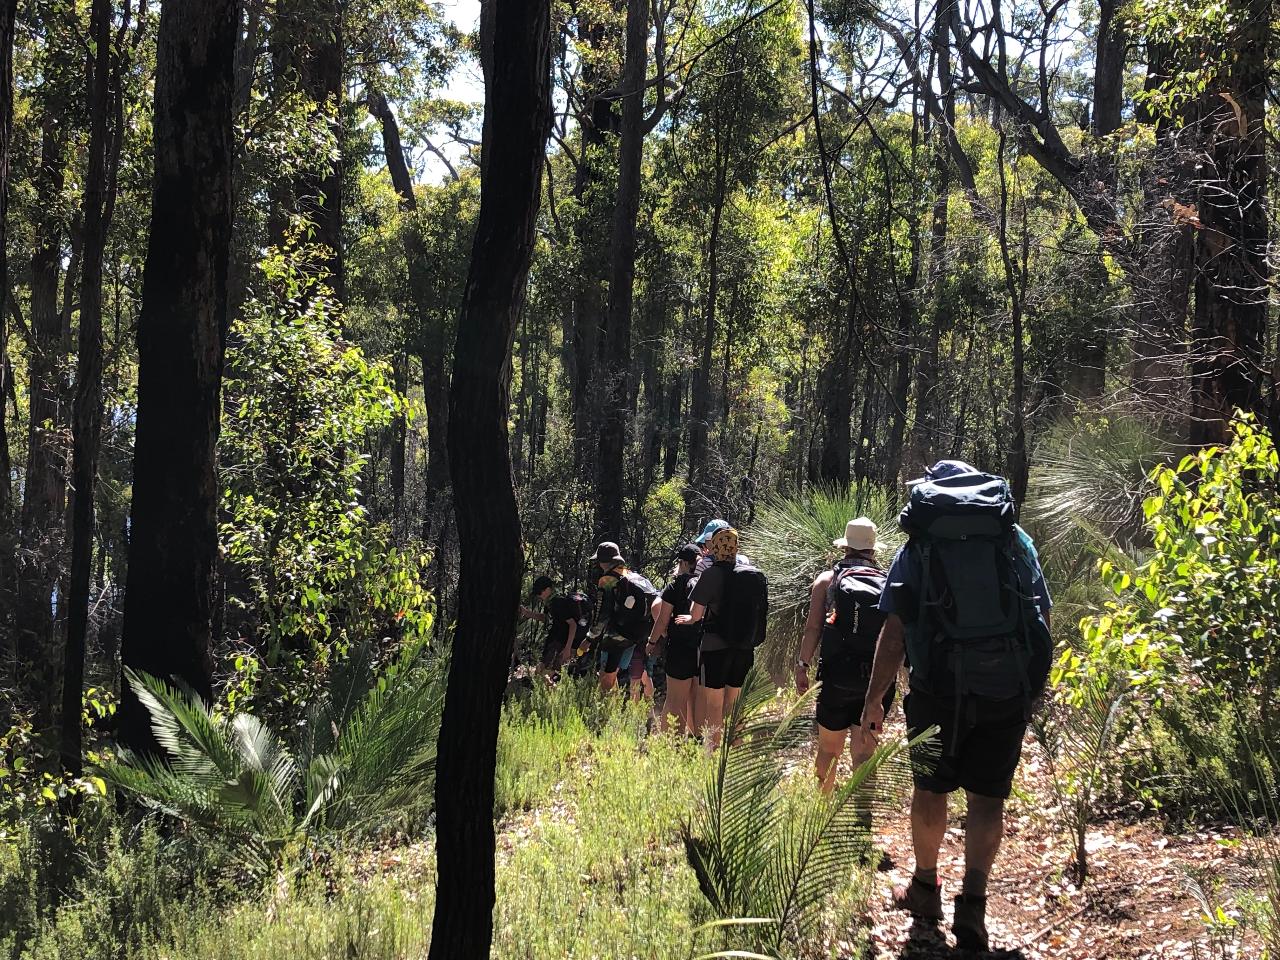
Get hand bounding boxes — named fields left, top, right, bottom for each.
left=559, top=644, right=573, bottom=666
left=674, top=614, right=692, bottom=626
left=860, top=699, right=886, bottom=739
left=794, top=663, right=810, bottom=695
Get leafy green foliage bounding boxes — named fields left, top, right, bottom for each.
left=221, top=240, right=431, bottom=716
left=683, top=669, right=923, bottom=954
left=101, top=641, right=445, bottom=871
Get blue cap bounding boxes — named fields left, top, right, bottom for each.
left=695, top=518, right=730, bottom=544
left=908, top=459, right=978, bottom=485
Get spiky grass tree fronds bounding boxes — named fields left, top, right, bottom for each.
left=102, top=640, right=446, bottom=870
left=746, top=484, right=904, bottom=621
left=1025, top=412, right=1170, bottom=562
left=684, top=669, right=931, bottom=955
left=1034, top=676, right=1129, bottom=886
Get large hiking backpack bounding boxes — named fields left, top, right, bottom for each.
left=898, top=470, right=1051, bottom=702
left=709, top=561, right=769, bottom=649
left=608, top=570, right=659, bottom=641
left=822, top=562, right=887, bottom=664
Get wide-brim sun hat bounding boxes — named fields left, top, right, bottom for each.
left=590, top=541, right=625, bottom=565
left=833, top=516, right=883, bottom=551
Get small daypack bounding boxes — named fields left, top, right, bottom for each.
left=566, top=591, right=592, bottom=632
left=898, top=470, right=1050, bottom=704
left=822, top=562, right=887, bottom=665
left=612, top=570, right=659, bottom=638
left=710, top=561, right=769, bottom=649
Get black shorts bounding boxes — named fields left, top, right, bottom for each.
left=664, top=641, right=699, bottom=682
left=540, top=636, right=568, bottom=669
left=699, top=647, right=754, bottom=690
left=905, top=690, right=1029, bottom=799
left=815, top=678, right=896, bottom=732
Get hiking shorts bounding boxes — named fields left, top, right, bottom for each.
left=599, top=644, right=636, bottom=675
left=699, top=647, right=754, bottom=690
left=664, top=640, right=699, bottom=682
left=905, top=689, right=1028, bottom=799
left=816, top=678, right=896, bottom=733
left=629, top=650, right=656, bottom=681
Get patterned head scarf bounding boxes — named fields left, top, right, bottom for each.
left=708, top=526, right=739, bottom=563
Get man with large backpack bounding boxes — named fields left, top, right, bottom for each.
left=586, top=541, right=660, bottom=693
left=646, top=543, right=703, bottom=734
left=860, top=461, right=1052, bottom=952
left=676, top=525, right=769, bottom=748
left=519, top=575, right=591, bottom=678
left=794, top=517, right=895, bottom=793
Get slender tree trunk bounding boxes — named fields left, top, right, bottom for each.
left=819, top=311, right=854, bottom=486
left=427, top=0, right=550, bottom=952
left=595, top=0, right=650, bottom=541
left=0, top=0, right=17, bottom=626
left=16, top=113, right=69, bottom=723
left=996, top=126, right=1029, bottom=503
left=64, top=0, right=122, bottom=775
left=118, top=0, right=239, bottom=754
left=1188, top=0, right=1270, bottom=444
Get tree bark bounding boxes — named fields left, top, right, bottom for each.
left=1188, top=0, right=1270, bottom=443
left=595, top=0, right=650, bottom=541
left=0, top=0, right=16, bottom=627
left=118, top=0, right=239, bottom=754
left=427, top=0, right=550, bottom=953
left=64, top=0, right=123, bottom=775
left=16, top=111, right=69, bottom=723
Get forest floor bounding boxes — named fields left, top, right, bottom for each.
left=851, top=730, right=1255, bottom=960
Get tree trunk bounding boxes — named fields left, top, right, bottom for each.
left=1092, top=0, right=1125, bottom=140
left=16, top=112, right=69, bottom=724
left=427, top=0, right=550, bottom=953
left=1188, top=0, right=1270, bottom=444
left=64, top=0, right=122, bottom=775
left=595, top=0, right=650, bottom=542
left=0, top=0, right=16, bottom=627
left=118, top=0, right=238, bottom=754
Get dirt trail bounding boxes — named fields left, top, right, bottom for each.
left=854, top=734, right=1253, bottom=959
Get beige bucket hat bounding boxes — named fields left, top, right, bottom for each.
left=832, top=516, right=882, bottom=551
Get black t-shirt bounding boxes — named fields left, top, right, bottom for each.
left=662, top=573, right=699, bottom=646
left=546, top=595, right=580, bottom=647
left=690, top=562, right=731, bottom=651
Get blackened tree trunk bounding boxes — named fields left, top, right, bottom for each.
left=819, top=312, right=854, bottom=486
left=118, top=0, right=239, bottom=754
left=0, top=0, right=17, bottom=624
left=427, top=0, right=550, bottom=953
left=595, top=0, right=650, bottom=541
left=1188, top=0, right=1270, bottom=444
left=64, top=0, right=123, bottom=775
left=16, top=112, right=69, bottom=724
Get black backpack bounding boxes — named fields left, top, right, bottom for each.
left=898, top=470, right=1051, bottom=703
left=610, top=570, right=659, bottom=639
left=822, top=562, right=886, bottom=664
left=567, top=591, right=592, bottom=633
left=710, top=561, right=769, bottom=649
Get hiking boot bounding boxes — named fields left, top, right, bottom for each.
left=891, top=876, right=943, bottom=921
left=952, top=894, right=989, bottom=951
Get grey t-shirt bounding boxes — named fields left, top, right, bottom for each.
left=691, top=561, right=731, bottom=651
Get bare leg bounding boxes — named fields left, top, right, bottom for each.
left=599, top=670, right=619, bottom=693
left=689, top=678, right=703, bottom=734
left=816, top=724, right=849, bottom=794
left=910, top=788, right=949, bottom=876
left=701, top=685, right=726, bottom=750
left=962, top=792, right=1005, bottom=885
left=664, top=677, right=692, bottom=735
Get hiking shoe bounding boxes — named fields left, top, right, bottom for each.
left=891, top=876, right=943, bottom=921
left=952, top=894, right=989, bottom=951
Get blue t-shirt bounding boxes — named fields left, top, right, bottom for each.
left=878, top=524, right=1051, bottom=622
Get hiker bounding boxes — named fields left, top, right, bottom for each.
left=692, top=518, right=750, bottom=573
left=676, top=525, right=769, bottom=749
left=860, top=460, right=1052, bottom=952
left=794, top=517, right=895, bottom=793
left=519, top=575, right=589, bottom=678
left=646, top=543, right=703, bottom=735
left=585, top=541, right=660, bottom=694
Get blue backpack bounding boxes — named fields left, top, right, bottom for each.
left=898, top=471, right=1051, bottom=704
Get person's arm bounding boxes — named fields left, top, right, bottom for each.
left=519, top=605, right=546, bottom=622
left=860, top=614, right=906, bottom=735
left=648, top=600, right=673, bottom=647
left=561, top=618, right=578, bottom=662
left=676, top=602, right=705, bottom=626
left=794, top=575, right=828, bottom=693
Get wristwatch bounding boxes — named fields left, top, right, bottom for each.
left=795, top=658, right=810, bottom=669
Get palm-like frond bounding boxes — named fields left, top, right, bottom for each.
left=685, top=668, right=936, bottom=954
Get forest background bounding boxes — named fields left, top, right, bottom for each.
left=0, top=0, right=1277, bottom=954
